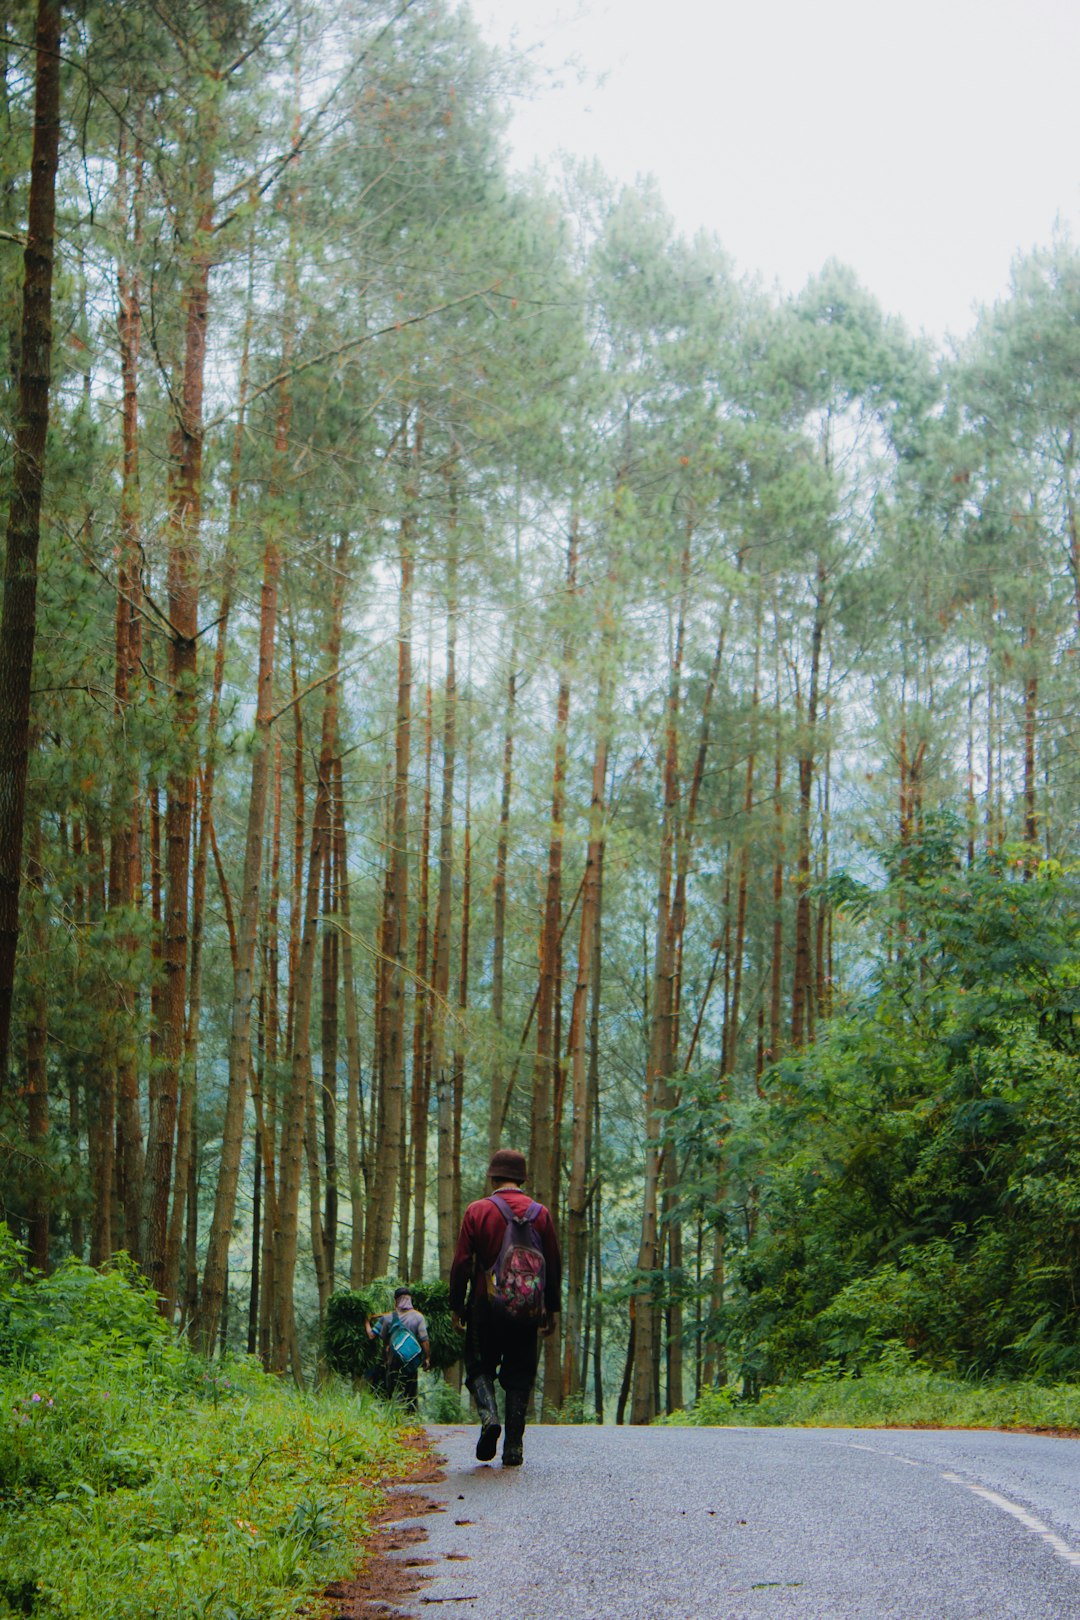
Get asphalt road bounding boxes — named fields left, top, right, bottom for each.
left=388, top=1422, right=1080, bottom=1618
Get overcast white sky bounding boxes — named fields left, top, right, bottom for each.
left=470, top=0, right=1080, bottom=346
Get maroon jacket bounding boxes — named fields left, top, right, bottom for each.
left=449, top=1188, right=562, bottom=1318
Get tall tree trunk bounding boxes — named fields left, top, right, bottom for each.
left=397, top=696, right=413, bottom=1274
left=259, top=735, right=283, bottom=1360
left=321, top=781, right=339, bottom=1289
left=631, top=583, right=686, bottom=1426
left=272, top=559, right=345, bottom=1374
left=718, top=871, right=733, bottom=1075
left=985, top=651, right=995, bottom=851
left=965, top=643, right=977, bottom=867
left=616, top=1301, right=635, bottom=1426
left=254, top=987, right=277, bottom=1369
left=896, top=719, right=926, bottom=952
left=183, top=1125, right=199, bottom=1331
left=335, top=757, right=366, bottom=1288
left=25, top=821, right=48, bottom=1271
left=728, top=603, right=761, bottom=1075
left=0, top=0, right=61, bottom=1085
left=699, top=614, right=762, bottom=1390
left=248, top=976, right=266, bottom=1349
left=145, top=140, right=216, bottom=1308
left=898, top=720, right=911, bottom=849
left=1023, top=621, right=1038, bottom=864
left=366, top=803, right=392, bottom=1278
left=167, top=597, right=231, bottom=1313
left=1065, top=428, right=1080, bottom=640
left=305, top=980, right=330, bottom=1316
left=197, top=272, right=291, bottom=1353
left=530, top=529, right=577, bottom=1218
left=249, top=1116, right=262, bottom=1356
left=791, top=561, right=825, bottom=1048
left=562, top=670, right=610, bottom=1401
left=85, top=828, right=114, bottom=1267
left=662, top=590, right=727, bottom=1415
left=767, top=654, right=785, bottom=1066
left=368, top=438, right=415, bottom=1275
left=67, top=1039, right=83, bottom=1259
left=494, top=874, right=584, bottom=1146
left=168, top=205, right=259, bottom=1316
left=196, top=546, right=281, bottom=1348
left=451, top=741, right=472, bottom=1231
left=534, top=526, right=578, bottom=1421
left=286, top=637, right=305, bottom=1058
left=544, top=916, right=566, bottom=1415
left=410, top=683, right=433, bottom=1280
left=816, top=736, right=832, bottom=1017
left=433, top=523, right=459, bottom=1274
left=588, top=903, right=605, bottom=1423
left=110, top=126, right=146, bottom=1261
left=148, top=777, right=163, bottom=1070
left=488, top=619, right=518, bottom=1156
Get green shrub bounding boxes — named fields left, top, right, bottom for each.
left=422, top=1379, right=465, bottom=1423
left=0, top=1248, right=167, bottom=1368
left=0, top=1227, right=415, bottom=1619
left=708, top=861, right=1080, bottom=1389
left=668, top=1344, right=1080, bottom=1432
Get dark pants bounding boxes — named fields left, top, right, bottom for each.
left=464, top=1307, right=540, bottom=1395
left=377, top=1360, right=420, bottom=1411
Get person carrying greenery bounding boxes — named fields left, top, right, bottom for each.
left=366, top=1286, right=431, bottom=1410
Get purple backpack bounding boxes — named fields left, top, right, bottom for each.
left=484, top=1194, right=546, bottom=1324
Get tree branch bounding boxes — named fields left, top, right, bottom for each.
left=203, top=285, right=498, bottom=432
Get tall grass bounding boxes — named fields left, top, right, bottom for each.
left=0, top=1232, right=414, bottom=1620
left=667, top=1348, right=1080, bottom=1432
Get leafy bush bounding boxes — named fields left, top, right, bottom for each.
left=0, top=1228, right=414, bottom=1619
left=0, top=1251, right=167, bottom=1367
left=704, top=855, right=1080, bottom=1390
left=670, top=1345, right=1080, bottom=1433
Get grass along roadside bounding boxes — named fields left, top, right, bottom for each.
left=0, top=1233, right=418, bottom=1620
left=1, top=1353, right=418, bottom=1620
left=666, top=1362, right=1080, bottom=1434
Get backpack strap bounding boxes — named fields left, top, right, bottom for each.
left=487, top=1193, right=541, bottom=1225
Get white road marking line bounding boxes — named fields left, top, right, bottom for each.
left=834, top=1441, right=926, bottom=1467
left=838, top=1443, right=1080, bottom=1568
left=941, top=1472, right=1080, bottom=1569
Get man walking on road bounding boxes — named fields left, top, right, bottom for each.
left=449, top=1148, right=562, bottom=1467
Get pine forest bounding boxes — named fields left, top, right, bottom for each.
left=5, top=0, right=1080, bottom=1442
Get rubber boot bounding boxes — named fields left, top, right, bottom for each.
left=502, top=1388, right=529, bottom=1467
left=469, top=1373, right=501, bottom=1462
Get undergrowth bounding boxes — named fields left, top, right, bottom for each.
left=666, top=1344, right=1080, bottom=1432
left=0, top=1228, right=414, bottom=1620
